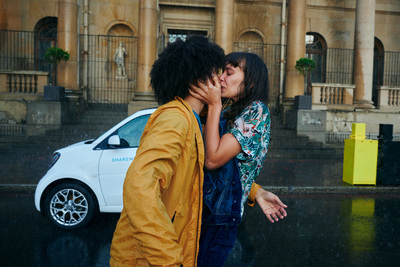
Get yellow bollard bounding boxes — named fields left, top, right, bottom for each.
left=343, top=123, right=378, bottom=185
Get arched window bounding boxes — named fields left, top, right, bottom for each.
left=306, top=32, right=327, bottom=84
left=235, top=31, right=264, bottom=60
left=35, top=17, right=58, bottom=84
left=373, top=37, right=384, bottom=107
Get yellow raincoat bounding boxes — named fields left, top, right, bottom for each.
left=110, top=97, right=204, bottom=266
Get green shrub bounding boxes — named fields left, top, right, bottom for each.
left=45, top=47, right=70, bottom=65
left=295, top=57, right=316, bottom=76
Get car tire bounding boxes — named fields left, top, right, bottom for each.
left=43, top=182, right=97, bottom=230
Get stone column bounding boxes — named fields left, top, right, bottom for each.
left=284, top=0, right=307, bottom=101
left=215, top=0, right=234, bottom=54
left=136, top=0, right=157, bottom=99
left=0, top=0, right=7, bottom=29
left=57, top=0, right=79, bottom=90
left=353, top=0, right=375, bottom=109
left=128, top=0, right=158, bottom=114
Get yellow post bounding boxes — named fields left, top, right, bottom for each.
left=343, top=123, right=378, bottom=185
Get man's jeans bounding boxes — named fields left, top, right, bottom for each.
left=197, top=224, right=239, bottom=267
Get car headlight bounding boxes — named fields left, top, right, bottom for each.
left=49, top=152, right=61, bottom=169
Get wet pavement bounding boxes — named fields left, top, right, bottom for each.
left=1, top=192, right=400, bottom=267
left=227, top=194, right=400, bottom=267
left=1, top=136, right=400, bottom=266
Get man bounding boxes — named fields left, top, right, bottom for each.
left=110, top=35, right=226, bottom=266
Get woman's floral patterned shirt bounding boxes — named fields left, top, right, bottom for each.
left=225, top=101, right=271, bottom=210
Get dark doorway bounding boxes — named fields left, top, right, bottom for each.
left=35, top=17, right=58, bottom=85
left=373, top=37, right=384, bottom=107
left=306, top=32, right=327, bottom=95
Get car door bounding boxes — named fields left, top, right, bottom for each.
left=98, top=114, right=150, bottom=207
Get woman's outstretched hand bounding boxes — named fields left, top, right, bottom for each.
left=189, top=74, right=221, bottom=106
left=255, top=188, right=288, bottom=223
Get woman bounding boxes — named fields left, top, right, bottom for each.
left=191, top=52, right=288, bottom=266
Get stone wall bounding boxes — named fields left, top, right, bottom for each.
left=286, top=109, right=400, bottom=143
left=0, top=98, right=84, bottom=136
left=3, top=1, right=399, bottom=51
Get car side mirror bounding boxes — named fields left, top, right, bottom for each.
left=108, top=135, right=120, bottom=148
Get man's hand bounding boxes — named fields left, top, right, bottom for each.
left=189, top=74, right=221, bottom=106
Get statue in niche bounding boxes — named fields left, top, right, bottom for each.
left=114, top=41, right=128, bottom=78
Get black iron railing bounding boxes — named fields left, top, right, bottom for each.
left=0, top=30, right=54, bottom=84
left=234, top=42, right=283, bottom=107
left=2, top=30, right=400, bottom=108
left=0, top=30, right=36, bottom=71
left=384, top=51, right=400, bottom=87
left=325, top=48, right=354, bottom=84
left=79, top=34, right=138, bottom=107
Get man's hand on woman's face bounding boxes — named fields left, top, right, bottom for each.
left=189, top=74, right=222, bottom=106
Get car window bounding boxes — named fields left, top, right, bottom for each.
left=117, top=114, right=150, bottom=147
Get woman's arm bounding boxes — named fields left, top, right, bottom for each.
left=190, top=77, right=242, bottom=170
left=204, top=110, right=242, bottom=170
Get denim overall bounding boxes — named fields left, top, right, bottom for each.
left=198, top=116, right=242, bottom=267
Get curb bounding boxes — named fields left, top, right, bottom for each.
left=1, top=183, right=400, bottom=195
left=266, top=186, right=400, bottom=195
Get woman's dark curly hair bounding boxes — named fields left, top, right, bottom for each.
left=150, top=35, right=226, bottom=105
left=223, top=52, right=269, bottom=123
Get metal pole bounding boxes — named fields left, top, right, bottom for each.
left=279, top=0, right=287, bottom=104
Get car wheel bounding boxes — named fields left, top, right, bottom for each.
left=43, top=182, right=97, bottom=230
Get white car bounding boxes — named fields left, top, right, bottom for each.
left=34, top=108, right=156, bottom=229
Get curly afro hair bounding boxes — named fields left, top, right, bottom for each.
left=150, top=35, right=225, bottom=105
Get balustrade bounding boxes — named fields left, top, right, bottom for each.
left=0, top=71, right=47, bottom=98
left=378, top=86, right=400, bottom=110
left=311, top=83, right=354, bottom=109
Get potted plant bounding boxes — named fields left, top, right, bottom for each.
left=295, top=57, right=316, bottom=95
left=44, top=47, right=70, bottom=101
left=294, top=57, right=316, bottom=109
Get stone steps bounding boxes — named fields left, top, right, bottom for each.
left=0, top=108, right=344, bottom=159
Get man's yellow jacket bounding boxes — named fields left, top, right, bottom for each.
left=110, top=97, right=205, bottom=266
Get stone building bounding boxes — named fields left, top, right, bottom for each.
left=0, top=0, right=399, bottom=143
